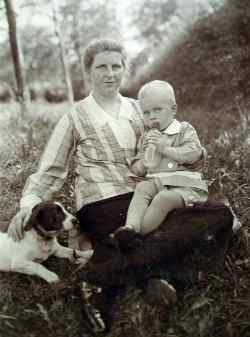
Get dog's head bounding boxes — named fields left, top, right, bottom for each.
left=24, top=201, right=77, bottom=239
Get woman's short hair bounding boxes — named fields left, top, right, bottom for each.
left=83, top=38, right=126, bottom=72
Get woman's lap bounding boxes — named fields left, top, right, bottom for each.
left=77, top=195, right=234, bottom=287
left=77, top=193, right=233, bottom=252
left=76, top=193, right=133, bottom=240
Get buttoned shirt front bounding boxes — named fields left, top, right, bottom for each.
left=134, top=119, right=208, bottom=192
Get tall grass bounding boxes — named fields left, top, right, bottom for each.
left=0, top=101, right=69, bottom=222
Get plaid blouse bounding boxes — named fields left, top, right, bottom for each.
left=20, top=94, right=143, bottom=211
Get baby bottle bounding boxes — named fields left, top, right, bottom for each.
left=143, top=121, right=162, bottom=169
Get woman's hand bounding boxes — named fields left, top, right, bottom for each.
left=72, top=249, right=94, bottom=266
left=8, top=207, right=32, bottom=241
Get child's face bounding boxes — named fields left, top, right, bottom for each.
left=139, top=91, right=176, bottom=130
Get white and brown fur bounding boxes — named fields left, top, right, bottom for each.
left=0, top=201, right=93, bottom=283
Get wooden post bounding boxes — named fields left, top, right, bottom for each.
left=4, top=0, right=30, bottom=119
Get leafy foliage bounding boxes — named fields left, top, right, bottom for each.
left=1, top=0, right=121, bottom=98
left=129, top=0, right=177, bottom=46
left=125, top=0, right=225, bottom=60
left=125, top=0, right=250, bottom=136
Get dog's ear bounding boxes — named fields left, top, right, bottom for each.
left=24, top=204, right=42, bottom=231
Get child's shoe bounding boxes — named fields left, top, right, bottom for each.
left=112, top=226, right=143, bottom=253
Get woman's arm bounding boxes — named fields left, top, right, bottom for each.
left=129, top=134, right=148, bottom=177
left=20, top=113, right=75, bottom=209
left=8, top=113, right=76, bottom=241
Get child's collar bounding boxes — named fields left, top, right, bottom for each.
left=162, top=119, right=181, bottom=135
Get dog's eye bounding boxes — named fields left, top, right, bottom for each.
left=55, top=212, right=63, bottom=221
left=55, top=206, right=65, bottom=221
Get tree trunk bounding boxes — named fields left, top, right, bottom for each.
left=74, top=10, right=86, bottom=86
left=75, top=38, right=86, bottom=88
left=52, top=0, right=74, bottom=107
left=4, top=0, right=30, bottom=118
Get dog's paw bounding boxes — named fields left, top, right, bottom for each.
left=73, top=249, right=94, bottom=265
left=45, top=272, right=60, bottom=284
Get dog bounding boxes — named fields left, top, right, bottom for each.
left=0, top=201, right=93, bottom=283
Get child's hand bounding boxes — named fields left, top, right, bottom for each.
left=156, top=137, right=170, bottom=155
left=143, top=129, right=162, bottom=149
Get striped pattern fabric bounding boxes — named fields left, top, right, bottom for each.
left=21, top=94, right=143, bottom=210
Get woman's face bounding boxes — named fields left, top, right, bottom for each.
left=89, top=51, right=125, bottom=97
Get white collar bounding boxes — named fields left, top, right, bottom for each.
left=162, top=119, right=181, bottom=135
left=85, top=93, right=136, bottom=148
left=119, top=95, right=134, bottom=121
left=88, top=93, right=134, bottom=122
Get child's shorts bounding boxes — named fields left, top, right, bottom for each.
left=167, top=186, right=208, bottom=207
left=153, top=178, right=208, bottom=207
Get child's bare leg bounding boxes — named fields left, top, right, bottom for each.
left=141, top=190, right=184, bottom=235
left=124, top=180, right=158, bottom=232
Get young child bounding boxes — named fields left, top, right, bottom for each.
left=116, top=80, right=208, bottom=238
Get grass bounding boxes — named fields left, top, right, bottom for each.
left=0, top=101, right=250, bottom=337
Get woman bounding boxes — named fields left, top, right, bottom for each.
left=8, top=38, right=148, bottom=330
left=8, top=39, right=143, bottom=243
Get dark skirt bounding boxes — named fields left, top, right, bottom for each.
left=76, top=193, right=234, bottom=287
left=76, top=192, right=134, bottom=240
